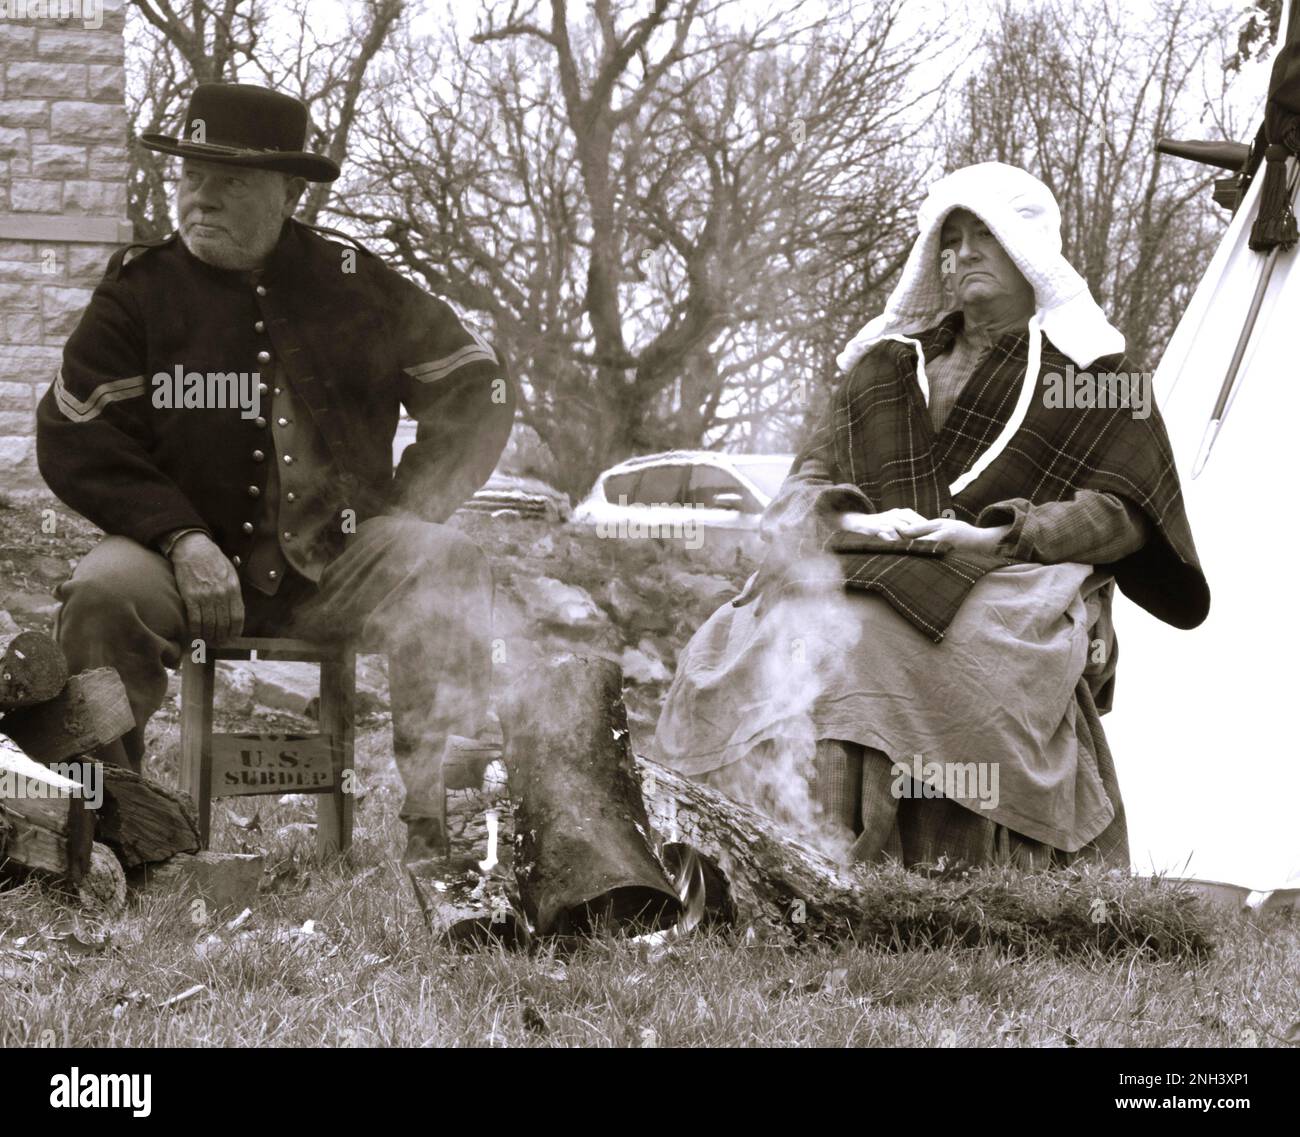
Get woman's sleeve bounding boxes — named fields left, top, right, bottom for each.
left=975, top=490, right=1150, bottom=564
left=759, top=455, right=873, bottom=546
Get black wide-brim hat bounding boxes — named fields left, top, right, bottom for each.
left=140, top=82, right=340, bottom=182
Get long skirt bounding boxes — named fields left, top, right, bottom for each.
left=651, top=562, right=1129, bottom=868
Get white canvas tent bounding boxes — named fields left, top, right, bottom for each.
left=1104, top=17, right=1300, bottom=902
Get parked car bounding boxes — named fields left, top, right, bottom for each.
left=570, top=450, right=795, bottom=540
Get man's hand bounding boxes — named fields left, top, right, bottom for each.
left=895, top=516, right=1013, bottom=554
left=169, top=531, right=244, bottom=645
left=838, top=508, right=929, bottom=542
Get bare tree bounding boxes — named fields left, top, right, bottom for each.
left=340, top=0, right=942, bottom=496
left=125, top=0, right=256, bottom=237
left=124, top=0, right=402, bottom=238
left=943, top=0, right=1233, bottom=371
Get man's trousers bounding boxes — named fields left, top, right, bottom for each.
left=52, top=516, right=494, bottom=822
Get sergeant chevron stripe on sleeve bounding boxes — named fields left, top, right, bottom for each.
left=52, top=370, right=147, bottom=423
left=403, top=341, right=498, bottom=384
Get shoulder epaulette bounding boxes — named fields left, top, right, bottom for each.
left=298, top=221, right=378, bottom=258
left=107, top=231, right=179, bottom=279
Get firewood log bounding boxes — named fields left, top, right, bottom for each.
left=498, top=654, right=682, bottom=936
left=638, top=756, right=867, bottom=943
left=0, top=668, right=133, bottom=763
left=0, top=631, right=68, bottom=711
left=96, top=764, right=201, bottom=868
left=79, top=841, right=127, bottom=914
left=501, top=653, right=865, bottom=944
left=136, top=851, right=262, bottom=911
left=0, top=737, right=93, bottom=881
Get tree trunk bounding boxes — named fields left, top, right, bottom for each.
left=498, top=655, right=682, bottom=936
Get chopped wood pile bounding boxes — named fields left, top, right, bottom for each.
left=0, top=631, right=200, bottom=907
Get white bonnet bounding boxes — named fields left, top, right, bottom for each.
left=838, top=162, right=1124, bottom=373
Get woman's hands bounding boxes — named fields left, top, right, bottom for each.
left=895, top=515, right=1012, bottom=554
left=838, top=508, right=928, bottom=542
left=838, top=509, right=1012, bottom=554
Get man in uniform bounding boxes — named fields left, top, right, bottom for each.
left=35, top=82, right=515, bottom=864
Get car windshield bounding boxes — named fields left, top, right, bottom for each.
left=736, top=460, right=792, bottom=501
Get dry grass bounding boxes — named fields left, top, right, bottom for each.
left=2, top=715, right=1296, bottom=1048
left=0, top=491, right=1291, bottom=1046
left=850, top=862, right=1217, bottom=959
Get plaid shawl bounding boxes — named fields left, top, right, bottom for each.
left=763, top=313, right=1210, bottom=642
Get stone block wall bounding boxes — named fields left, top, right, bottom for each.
left=0, top=0, right=130, bottom=492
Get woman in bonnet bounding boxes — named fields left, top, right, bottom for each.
left=652, top=163, right=1210, bottom=868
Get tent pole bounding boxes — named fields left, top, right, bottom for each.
left=1193, top=162, right=1299, bottom=477
left=1193, top=0, right=1300, bottom=476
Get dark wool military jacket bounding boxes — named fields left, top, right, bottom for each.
left=36, top=219, right=515, bottom=582
left=755, top=314, right=1210, bottom=642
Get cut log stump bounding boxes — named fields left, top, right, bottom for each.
left=135, top=851, right=264, bottom=913
left=0, top=667, right=133, bottom=763
left=0, top=631, right=68, bottom=711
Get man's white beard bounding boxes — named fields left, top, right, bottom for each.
left=178, top=214, right=285, bottom=270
